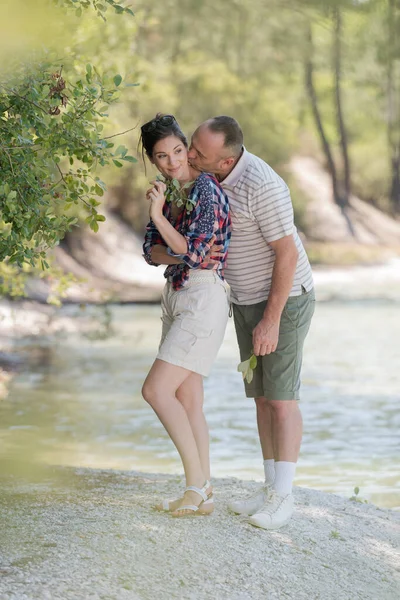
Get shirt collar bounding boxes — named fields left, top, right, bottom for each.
left=220, top=146, right=250, bottom=188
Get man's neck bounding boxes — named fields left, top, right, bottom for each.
left=217, top=147, right=244, bottom=183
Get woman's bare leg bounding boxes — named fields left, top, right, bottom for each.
left=142, top=359, right=211, bottom=509
left=176, top=373, right=210, bottom=480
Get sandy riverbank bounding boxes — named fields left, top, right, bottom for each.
left=1, top=467, right=399, bottom=600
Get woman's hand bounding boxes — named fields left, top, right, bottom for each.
left=146, top=181, right=167, bottom=221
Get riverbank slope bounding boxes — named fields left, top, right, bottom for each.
left=1, top=467, right=399, bottom=600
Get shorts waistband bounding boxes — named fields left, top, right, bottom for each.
left=188, top=270, right=220, bottom=282
left=167, top=270, right=223, bottom=286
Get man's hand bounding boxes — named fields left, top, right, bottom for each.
left=252, top=318, right=280, bottom=356
left=204, top=238, right=224, bottom=264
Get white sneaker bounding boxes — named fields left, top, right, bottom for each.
left=248, top=490, right=294, bottom=530
left=228, top=485, right=272, bottom=516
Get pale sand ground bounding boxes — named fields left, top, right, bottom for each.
left=1, top=468, right=399, bottom=600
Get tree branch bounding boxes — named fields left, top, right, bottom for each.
left=102, top=125, right=138, bottom=140
left=4, top=88, right=48, bottom=115
left=55, top=163, right=91, bottom=208
left=0, top=143, right=15, bottom=176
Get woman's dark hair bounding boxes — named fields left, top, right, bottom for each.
left=139, top=114, right=188, bottom=166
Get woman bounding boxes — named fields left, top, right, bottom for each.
left=141, top=114, right=231, bottom=517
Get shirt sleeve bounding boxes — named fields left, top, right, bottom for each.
left=249, top=180, right=294, bottom=243
left=167, top=177, right=216, bottom=268
left=142, top=219, right=165, bottom=266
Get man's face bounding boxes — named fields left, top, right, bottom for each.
left=188, top=126, right=227, bottom=175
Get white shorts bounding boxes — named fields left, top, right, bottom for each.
left=157, top=270, right=230, bottom=377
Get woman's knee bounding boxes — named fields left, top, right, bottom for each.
left=177, top=390, right=203, bottom=414
left=176, top=374, right=203, bottom=413
left=142, top=379, right=162, bottom=407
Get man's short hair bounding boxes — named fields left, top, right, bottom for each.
left=207, top=116, right=243, bottom=157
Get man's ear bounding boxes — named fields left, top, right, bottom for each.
left=222, top=157, right=236, bottom=169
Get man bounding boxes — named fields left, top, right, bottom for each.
left=187, top=116, right=315, bottom=530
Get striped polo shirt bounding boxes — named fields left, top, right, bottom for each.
left=221, top=148, right=313, bottom=305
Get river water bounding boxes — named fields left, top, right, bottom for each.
left=1, top=261, right=400, bottom=509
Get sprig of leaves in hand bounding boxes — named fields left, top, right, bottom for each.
left=237, top=352, right=258, bottom=384
left=156, top=175, right=196, bottom=213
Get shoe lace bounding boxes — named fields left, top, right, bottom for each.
left=249, top=485, right=271, bottom=501
left=258, top=490, right=282, bottom=515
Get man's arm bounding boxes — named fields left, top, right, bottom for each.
left=151, top=244, right=183, bottom=265
left=252, top=234, right=298, bottom=356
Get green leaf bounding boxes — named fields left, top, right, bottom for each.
left=113, top=74, right=122, bottom=87
left=115, top=145, right=125, bottom=156
left=249, top=354, right=257, bottom=370
left=95, top=214, right=106, bottom=222
left=94, top=185, right=104, bottom=196
left=112, top=159, right=123, bottom=168
left=245, top=369, right=254, bottom=384
left=122, top=155, right=137, bottom=163
left=237, top=359, right=250, bottom=373
left=90, top=220, right=99, bottom=233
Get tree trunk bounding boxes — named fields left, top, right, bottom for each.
left=304, top=23, right=339, bottom=204
left=333, top=7, right=351, bottom=208
left=387, top=0, right=400, bottom=213
left=390, top=155, right=400, bottom=212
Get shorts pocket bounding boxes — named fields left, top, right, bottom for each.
left=163, top=317, right=213, bottom=361
left=282, top=298, right=299, bottom=328
left=180, top=317, right=213, bottom=339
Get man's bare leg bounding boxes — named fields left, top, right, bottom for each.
left=255, top=397, right=275, bottom=485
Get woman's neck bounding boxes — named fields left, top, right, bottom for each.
left=175, top=164, right=201, bottom=184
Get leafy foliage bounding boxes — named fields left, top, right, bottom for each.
left=0, top=1, right=136, bottom=271
left=54, top=0, right=134, bottom=19
left=156, top=175, right=196, bottom=213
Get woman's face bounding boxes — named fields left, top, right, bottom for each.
left=151, top=135, right=189, bottom=181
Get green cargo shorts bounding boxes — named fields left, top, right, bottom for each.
left=233, top=288, right=315, bottom=401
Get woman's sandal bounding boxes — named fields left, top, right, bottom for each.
left=155, top=495, right=214, bottom=515
left=171, top=480, right=213, bottom=518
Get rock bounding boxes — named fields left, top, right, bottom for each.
left=290, top=156, right=400, bottom=245
left=25, top=211, right=165, bottom=304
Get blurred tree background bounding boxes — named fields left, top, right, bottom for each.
left=1, top=0, right=400, bottom=299
left=100, top=0, right=400, bottom=229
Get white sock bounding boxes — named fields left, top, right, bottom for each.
left=263, top=459, right=275, bottom=486
left=273, top=461, right=296, bottom=496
